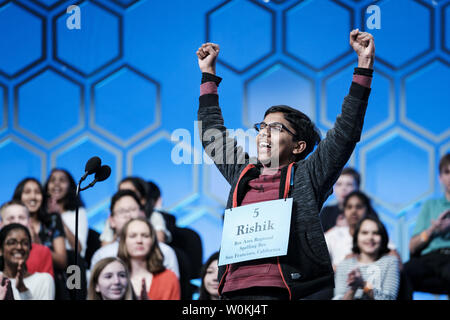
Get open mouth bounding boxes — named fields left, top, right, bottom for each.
left=259, top=142, right=271, bottom=150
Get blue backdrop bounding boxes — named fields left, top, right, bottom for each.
left=0, top=0, right=449, bottom=299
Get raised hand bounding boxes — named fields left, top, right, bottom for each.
left=47, top=196, right=63, bottom=214
left=350, top=29, right=375, bottom=69
left=197, top=42, right=220, bottom=75
left=431, top=210, right=450, bottom=235
left=15, top=260, right=28, bottom=293
left=347, top=268, right=364, bottom=290
left=0, top=275, right=10, bottom=300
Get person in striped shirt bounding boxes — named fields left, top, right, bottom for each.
left=333, top=216, right=400, bottom=300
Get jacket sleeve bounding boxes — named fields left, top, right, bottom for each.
left=303, top=79, right=371, bottom=208
left=198, top=73, right=252, bottom=185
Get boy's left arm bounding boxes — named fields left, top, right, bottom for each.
left=303, top=30, right=375, bottom=206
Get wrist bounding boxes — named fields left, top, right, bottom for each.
left=201, top=67, right=215, bottom=75
left=357, top=56, right=374, bottom=69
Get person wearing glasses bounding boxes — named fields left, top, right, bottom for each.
left=196, top=29, right=375, bottom=300
left=89, top=189, right=179, bottom=279
left=0, top=223, right=55, bottom=300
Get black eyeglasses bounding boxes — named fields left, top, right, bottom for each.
left=254, top=122, right=297, bottom=137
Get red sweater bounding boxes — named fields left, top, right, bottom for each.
left=26, top=243, right=54, bottom=278
left=222, top=169, right=286, bottom=293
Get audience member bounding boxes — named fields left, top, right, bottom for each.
left=118, top=217, right=180, bottom=300
left=333, top=216, right=400, bottom=300
left=12, top=178, right=67, bottom=270
left=325, top=191, right=398, bottom=270
left=0, top=200, right=54, bottom=277
left=119, top=177, right=170, bottom=243
left=320, top=167, right=360, bottom=232
left=44, top=169, right=88, bottom=258
left=87, top=257, right=134, bottom=300
left=90, top=190, right=179, bottom=278
left=198, top=251, right=219, bottom=300
left=44, top=168, right=89, bottom=299
left=403, top=153, right=450, bottom=295
left=0, top=223, right=55, bottom=300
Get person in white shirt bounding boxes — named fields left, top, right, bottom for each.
left=325, top=191, right=398, bottom=270
left=0, top=223, right=55, bottom=300
left=90, top=190, right=179, bottom=279
left=45, top=168, right=88, bottom=258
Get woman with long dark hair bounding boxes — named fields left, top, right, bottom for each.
left=333, top=216, right=400, bottom=300
left=44, top=168, right=88, bottom=257
left=13, top=178, right=67, bottom=270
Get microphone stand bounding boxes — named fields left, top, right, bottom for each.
left=71, top=178, right=84, bottom=301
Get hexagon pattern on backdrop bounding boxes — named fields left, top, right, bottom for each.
left=1, top=1, right=449, bottom=299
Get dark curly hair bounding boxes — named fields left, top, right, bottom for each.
left=264, top=105, right=321, bottom=161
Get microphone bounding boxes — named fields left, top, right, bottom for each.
left=80, top=156, right=102, bottom=182
left=80, top=165, right=111, bottom=191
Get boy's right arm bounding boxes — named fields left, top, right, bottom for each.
left=197, top=43, right=250, bottom=185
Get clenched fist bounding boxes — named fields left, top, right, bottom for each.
left=197, top=42, right=220, bottom=75
left=350, top=29, right=375, bottom=69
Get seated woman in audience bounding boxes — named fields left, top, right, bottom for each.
left=325, top=191, right=398, bottom=270
left=198, top=251, right=219, bottom=300
left=0, top=223, right=55, bottom=300
left=118, top=217, right=180, bottom=300
left=90, top=190, right=179, bottom=279
left=87, top=257, right=134, bottom=300
left=13, top=178, right=67, bottom=270
left=44, top=169, right=88, bottom=259
left=333, top=216, right=400, bottom=300
left=0, top=200, right=54, bottom=277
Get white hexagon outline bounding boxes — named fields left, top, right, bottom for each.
left=0, top=1, right=47, bottom=79
left=90, top=65, right=161, bottom=148
left=202, top=163, right=230, bottom=208
left=320, top=62, right=395, bottom=141
left=52, top=0, right=124, bottom=78
left=0, top=134, right=47, bottom=183
left=439, top=140, right=450, bottom=157
left=176, top=205, right=223, bottom=228
left=282, top=0, right=355, bottom=72
left=243, top=61, right=316, bottom=129
left=206, top=0, right=276, bottom=74
left=126, top=130, right=200, bottom=212
left=50, top=132, right=123, bottom=188
left=359, top=127, right=435, bottom=214
left=360, top=0, right=435, bottom=71
left=400, top=58, right=450, bottom=143
left=13, top=66, right=85, bottom=149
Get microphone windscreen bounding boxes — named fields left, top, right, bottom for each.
left=85, top=156, right=102, bottom=174
left=95, top=165, right=111, bottom=182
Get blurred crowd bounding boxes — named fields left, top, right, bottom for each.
left=0, top=153, right=449, bottom=300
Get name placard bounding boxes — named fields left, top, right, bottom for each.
left=218, top=198, right=293, bottom=266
